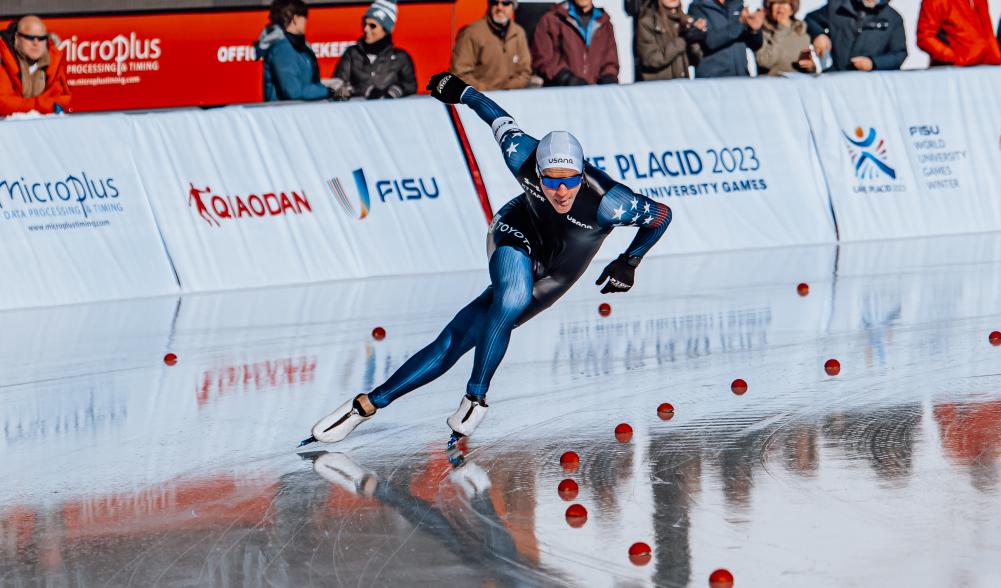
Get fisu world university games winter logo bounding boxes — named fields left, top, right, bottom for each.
left=842, top=127, right=897, bottom=180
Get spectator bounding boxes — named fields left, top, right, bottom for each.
left=688, top=0, right=764, bottom=78
left=756, top=0, right=815, bottom=75
left=0, top=16, right=71, bottom=116
left=330, top=0, right=417, bottom=99
left=635, top=0, right=707, bottom=81
left=805, top=0, right=906, bottom=72
left=532, top=0, right=620, bottom=85
left=450, top=0, right=533, bottom=91
left=257, top=0, right=330, bottom=101
left=917, top=0, right=1001, bottom=67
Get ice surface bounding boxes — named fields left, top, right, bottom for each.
left=2, top=233, right=1001, bottom=586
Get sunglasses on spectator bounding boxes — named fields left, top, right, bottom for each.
left=540, top=174, right=583, bottom=190
left=363, top=21, right=379, bottom=30
left=489, top=0, right=515, bottom=6
left=16, top=32, right=49, bottom=42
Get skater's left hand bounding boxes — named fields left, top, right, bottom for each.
left=426, top=72, right=470, bottom=104
left=596, top=254, right=638, bottom=294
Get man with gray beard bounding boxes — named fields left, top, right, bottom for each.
left=450, top=0, right=535, bottom=90
left=805, top=0, right=906, bottom=71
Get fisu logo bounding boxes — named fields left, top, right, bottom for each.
left=328, top=168, right=440, bottom=220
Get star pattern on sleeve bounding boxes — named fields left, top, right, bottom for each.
left=630, top=197, right=638, bottom=210
left=612, top=204, right=626, bottom=220
left=505, top=142, right=519, bottom=156
left=643, top=215, right=653, bottom=224
left=643, top=202, right=651, bottom=214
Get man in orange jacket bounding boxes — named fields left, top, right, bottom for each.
left=0, top=15, right=71, bottom=116
left=917, top=0, right=1001, bottom=66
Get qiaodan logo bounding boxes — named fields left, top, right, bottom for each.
left=843, top=127, right=897, bottom=180
left=327, top=168, right=440, bottom=220
left=187, top=183, right=312, bottom=227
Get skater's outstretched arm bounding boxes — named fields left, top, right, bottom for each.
left=592, top=168, right=673, bottom=294
left=594, top=171, right=672, bottom=259
left=426, top=72, right=538, bottom=175
left=459, top=88, right=538, bottom=175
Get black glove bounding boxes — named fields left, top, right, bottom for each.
left=365, top=85, right=385, bottom=100
left=597, top=74, right=618, bottom=85
left=426, top=72, right=470, bottom=104
left=385, top=85, right=403, bottom=99
left=595, top=254, right=640, bottom=294
left=554, top=69, right=588, bottom=86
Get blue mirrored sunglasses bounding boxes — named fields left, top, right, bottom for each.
left=539, top=174, right=583, bottom=190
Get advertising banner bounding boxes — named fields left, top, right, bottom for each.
left=128, top=99, right=487, bottom=292
left=798, top=69, right=1001, bottom=240
left=2, top=3, right=454, bottom=113
left=0, top=115, right=178, bottom=309
left=456, top=78, right=837, bottom=259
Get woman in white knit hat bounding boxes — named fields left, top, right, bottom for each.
left=328, top=0, right=417, bottom=99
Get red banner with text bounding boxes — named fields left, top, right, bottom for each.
left=4, top=4, right=455, bottom=113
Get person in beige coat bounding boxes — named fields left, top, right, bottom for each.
left=450, top=0, right=533, bottom=91
left=755, top=0, right=815, bottom=75
left=634, top=0, right=706, bottom=81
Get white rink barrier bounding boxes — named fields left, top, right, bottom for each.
left=0, top=115, right=179, bottom=310
left=129, top=99, right=488, bottom=292
left=796, top=67, right=1001, bottom=241
left=2, top=67, right=1001, bottom=309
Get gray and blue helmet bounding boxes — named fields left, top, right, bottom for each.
left=536, top=131, right=584, bottom=174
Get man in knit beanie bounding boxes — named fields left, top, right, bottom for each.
left=329, top=0, right=416, bottom=99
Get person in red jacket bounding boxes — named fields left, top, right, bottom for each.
left=917, top=0, right=1001, bottom=66
left=531, top=0, right=620, bottom=85
left=0, top=16, right=71, bottom=116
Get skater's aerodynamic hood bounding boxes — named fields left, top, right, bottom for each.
left=536, top=131, right=584, bottom=174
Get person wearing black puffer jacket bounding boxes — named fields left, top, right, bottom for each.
left=330, top=0, right=417, bottom=100
left=805, top=0, right=906, bottom=72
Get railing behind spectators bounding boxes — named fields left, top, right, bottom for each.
left=1, top=66, right=1000, bottom=310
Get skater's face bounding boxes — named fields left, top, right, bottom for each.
left=539, top=167, right=582, bottom=214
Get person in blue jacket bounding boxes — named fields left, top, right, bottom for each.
left=256, top=0, right=331, bottom=101
left=688, top=0, right=765, bottom=77
left=300, top=72, right=673, bottom=449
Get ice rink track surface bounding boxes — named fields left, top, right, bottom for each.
left=3, top=232, right=1001, bottom=587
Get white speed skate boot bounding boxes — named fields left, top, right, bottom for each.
left=313, top=452, right=378, bottom=497
left=310, top=393, right=377, bottom=444
left=447, top=394, right=489, bottom=442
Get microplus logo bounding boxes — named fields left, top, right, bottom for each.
left=187, top=183, right=312, bottom=227
left=843, top=127, right=897, bottom=180
left=0, top=172, right=120, bottom=220
left=327, top=168, right=440, bottom=220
